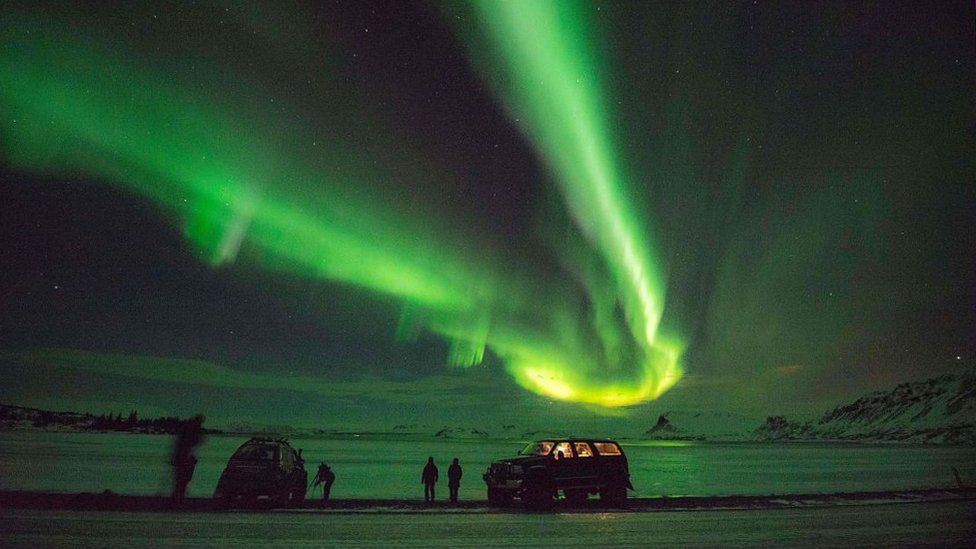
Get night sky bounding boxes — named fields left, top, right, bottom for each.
left=1, top=1, right=973, bottom=429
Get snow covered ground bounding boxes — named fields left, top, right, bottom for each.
left=1, top=431, right=973, bottom=500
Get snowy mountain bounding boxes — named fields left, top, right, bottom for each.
left=433, top=426, right=490, bottom=438
left=642, top=410, right=758, bottom=441
left=754, top=368, right=976, bottom=444
left=644, top=414, right=683, bottom=438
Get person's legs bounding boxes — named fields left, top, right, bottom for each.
left=171, top=468, right=181, bottom=503
left=172, top=466, right=189, bottom=505
left=185, top=461, right=196, bottom=496
left=172, top=460, right=197, bottom=505
left=450, top=486, right=458, bottom=503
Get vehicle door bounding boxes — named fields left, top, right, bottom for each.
left=593, top=441, right=627, bottom=483
left=550, top=441, right=580, bottom=488
left=572, top=442, right=599, bottom=487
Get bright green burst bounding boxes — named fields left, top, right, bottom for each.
left=0, top=4, right=681, bottom=407
left=455, top=0, right=682, bottom=401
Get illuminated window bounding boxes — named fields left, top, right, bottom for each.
left=553, top=441, right=574, bottom=459
left=593, top=442, right=622, bottom=456
left=574, top=442, right=594, bottom=457
left=520, top=441, right=555, bottom=456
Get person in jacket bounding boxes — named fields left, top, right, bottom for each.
left=447, top=458, right=463, bottom=503
left=170, top=414, right=205, bottom=507
left=422, top=456, right=438, bottom=502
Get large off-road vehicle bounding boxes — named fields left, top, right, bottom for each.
left=483, top=438, right=633, bottom=509
left=214, top=437, right=307, bottom=506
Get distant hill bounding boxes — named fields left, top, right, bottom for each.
left=0, top=403, right=219, bottom=435
left=433, top=426, right=489, bottom=439
left=8, top=367, right=973, bottom=445
left=754, top=368, right=976, bottom=444
left=641, top=368, right=976, bottom=445
left=642, top=410, right=758, bottom=441
left=644, top=414, right=682, bottom=438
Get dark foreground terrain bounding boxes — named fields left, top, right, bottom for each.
left=1, top=500, right=974, bottom=547
left=2, top=487, right=974, bottom=513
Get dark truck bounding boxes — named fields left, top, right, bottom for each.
left=483, top=438, right=632, bottom=509
left=214, top=437, right=307, bottom=506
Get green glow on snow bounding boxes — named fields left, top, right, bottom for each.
left=0, top=5, right=681, bottom=407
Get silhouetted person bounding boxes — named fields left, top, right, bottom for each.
left=448, top=458, right=463, bottom=503
left=170, top=414, right=205, bottom=507
left=314, top=462, right=336, bottom=501
left=422, top=456, right=438, bottom=502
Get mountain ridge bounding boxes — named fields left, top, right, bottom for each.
left=753, top=367, right=976, bottom=444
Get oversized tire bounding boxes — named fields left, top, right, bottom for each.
left=487, top=486, right=513, bottom=508
left=292, top=485, right=306, bottom=506
left=272, top=488, right=292, bottom=508
left=214, top=490, right=236, bottom=509
left=564, top=489, right=588, bottom=507
left=599, top=481, right=628, bottom=508
left=522, top=481, right=553, bottom=511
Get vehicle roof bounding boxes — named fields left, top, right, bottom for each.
left=534, top=438, right=620, bottom=444
left=240, top=437, right=292, bottom=447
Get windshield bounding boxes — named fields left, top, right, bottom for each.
left=518, top=441, right=555, bottom=456
left=232, top=444, right=277, bottom=462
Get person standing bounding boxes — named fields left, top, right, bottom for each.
left=170, top=414, right=205, bottom=507
left=447, top=458, right=463, bottom=503
left=422, top=456, right=438, bottom=502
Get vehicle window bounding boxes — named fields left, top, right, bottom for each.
left=233, top=444, right=276, bottom=461
left=519, top=441, right=555, bottom=456
left=593, top=442, right=622, bottom=456
left=574, top=442, right=594, bottom=457
left=552, top=441, right=574, bottom=459
left=280, top=446, right=294, bottom=469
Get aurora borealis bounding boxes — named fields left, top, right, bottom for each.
left=0, top=1, right=681, bottom=406
left=454, top=1, right=680, bottom=401
left=0, top=1, right=973, bottom=426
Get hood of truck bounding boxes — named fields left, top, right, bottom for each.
left=493, top=455, right=547, bottom=467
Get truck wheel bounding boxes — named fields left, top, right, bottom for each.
left=522, top=482, right=553, bottom=511
left=599, top=482, right=627, bottom=508
left=564, top=489, right=588, bottom=507
left=487, top=487, right=512, bottom=508
left=214, top=491, right=235, bottom=509
left=272, top=489, right=292, bottom=508
left=292, top=486, right=306, bottom=506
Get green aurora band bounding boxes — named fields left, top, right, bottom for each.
left=454, top=0, right=681, bottom=401
left=0, top=3, right=681, bottom=407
